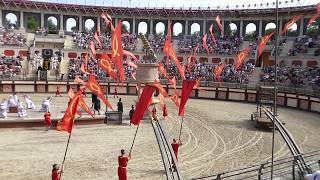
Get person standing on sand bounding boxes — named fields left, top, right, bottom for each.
left=52, top=164, right=62, bottom=180
left=117, top=98, right=123, bottom=113
left=171, top=138, right=182, bottom=171
left=163, top=104, right=168, bottom=119
left=118, top=149, right=131, bottom=180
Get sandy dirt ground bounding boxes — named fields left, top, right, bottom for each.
left=0, top=93, right=320, bottom=180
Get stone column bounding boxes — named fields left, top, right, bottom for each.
left=132, top=18, right=136, bottom=34
left=258, top=20, right=262, bottom=36
left=239, top=20, right=243, bottom=37
left=59, top=14, right=64, bottom=36
left=202, top=20, right=206, bottom=35
left=40, top=12, right=44, bottom=28
left=222, top=20, right=225, bottom=36
left=299, top=18, right=304, bottom=36
left=149, top=19, right=154, bottom=37
left=0, top=9, right=3, bottom=27
left=185, top=20, right=188, bottom=35
left=79, top=15, right=83, bottom=32
left=279, top=19, right=283, bottom=36
left=114, top=18, right=118, bottom=26
left=19, top=11, right=25, bottom=32
left=97, top=15, right=101, bottom=30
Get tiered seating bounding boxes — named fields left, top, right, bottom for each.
left=0, top=27, right=26, bottom=46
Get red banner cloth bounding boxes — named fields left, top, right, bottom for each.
left=257, top=32, right=275, bottom=59
left=112, top=21, right=125, bottom=82
left=98, top=53, right=118, bottom=80
left=179, top=80, right=196, bottom=116
left=235, top=47, right=251, bottom=70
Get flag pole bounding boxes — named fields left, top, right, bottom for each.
left=129, top=124, right=140, bottom=156
left=178, top=116, right=184, bottom=141
left=59, top=131, right=72, bottom=179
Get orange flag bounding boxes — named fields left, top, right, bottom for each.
left=214, top=63, right=225, bottom=81
left=78, top=95, right=94, bottom=118
left=187, top=45, right=199, bottom=73
left=112, top=21, right=125, bottom=82
left=257, top=31, right=275, bottom=59
left=168, top=77, right=177, bottom=89
left=307, top=15, right=319, bottom=27
left=94, top=32, right=103, bottom=48
left=98, top=53, right=118, bottom=80
left=158, top=93, right=165, bottom=110
left=131, top=85, right=156, bottom=125
left=202, top=33, right=210, bottom=54
left=179, top=80, right=196, bottom=116
left=281, top=14, right=303, bottom=36
left=123, top=50, right=138, bottom=61
left=86, top=74, right=114, bottom=110
left=215, top=16, right=224, bottom=36
left=170, top=90, right=180, bottom=108
left=235, top=47, right=251, bottom=70
left=57, top=91, right=81, bottom=133
left=153, top=79, right=169, bottom=97
left=158, top=63, right=169, bottom=79
left=90, top=41, right=96, bottom=58
left=74, top=75, right=85, bottom=85
left=67, top=88, right=75, bottom=98
left=101, top=13, right=115, bottom=32
left=209, top=24, right=217, bottom=45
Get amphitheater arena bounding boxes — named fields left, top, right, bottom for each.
left=0, top=0, right=320, bottom=180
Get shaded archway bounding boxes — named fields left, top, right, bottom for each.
left=84, top=19, right=95, bottom=32
left=228, top=23, right=237, bottom=36
left=287, top=23, right=298, bottom=36
left=66, top=18, right=77, bottom=32
left=265, top=22, right=276, bottom=34
left=47, top=16, right=58, bottom=34
left=5, top=13, right=18, bottom=29
left=245, top=23, right=257, bottom=39
left=173, top=22, right=183, bottom=36
left=122, top=21, right=130, bottom=33
left=190, top=23, right=200, bottom=35
left=155, top=22, right=165, bottom=36
left=138, top=21, right=148, bottom=35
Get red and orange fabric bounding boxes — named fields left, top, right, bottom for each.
left=158, top=63, right=169, bottom=80
left=257, top=31, right=275, bottom=59
left=44, top=112, right=51, bottom=127
left=101, top=13, right=115, bottom=32
left=235, top=47, right=251, bottom=70
left=130, top=85, right=156, bottom=125
left=170, top=90, right=180, bottom=108
left=215, top=16, right=224, bottom=36
left=98, top=53, right=118, bottom=80
left=78, top=95, right=94, bottom=118
left=94, top=32, right=103, bottom=48
left=209, top=24, right=217, bottom=45
left=86, top=74, right=114, bottom=110
left=67, top=88, right=75, bottom=99
left=168, top=77, right=177, bottom=90
left=90, top=41, right=96, bottom=58
left=307, top=3, right=320, bottom=27
left=179, top=80, right=196, bottom=116
left=153, top=79, right=169, bottom=97
left=123, top=50, right=138, bottom=62
left=112, top=21, right=125, bottom=82
left=281, top=14, right=303, bottom=36
left=202, top=33, right=210, bottom=54
left=213, top=63, right=225, bottom=81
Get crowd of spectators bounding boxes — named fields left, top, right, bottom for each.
left=261, top=65, right=320, bottom=88
left=0, top=53, right=22, bottom=78
left=288, top=36, right=315, bottom=56
left=147, top=35, right=166, bottom=53
left=0, top=27, right=26, bottom=46
left=35, top=27, right=48, bottom=36
left=73, top=32, right=138, bottom=51
left=177, top=34, right=243, bottom=55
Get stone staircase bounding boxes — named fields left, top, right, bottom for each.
left=64, top=35, right=76, bottom=49
left=279, top=40, right=294, bottom=56
left=249, top=67, right=262, bottom=85
left=241, top=41, right=250, bottom=50
left=25, top=33, right=35, bottom=47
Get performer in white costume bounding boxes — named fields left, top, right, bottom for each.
left=7, top=95, right=19, bottom=107
left=17, top=101, right=27, bottom=118
left=0, top=98, right=8, bottom=118
left=24, top=95, right=36, bottom=109
left=40, top=97, right=52, bottom=112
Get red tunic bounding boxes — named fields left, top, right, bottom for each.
left=55, top=87, right=61, bottom=96
left=118, top=156, right=129, bottom=180
left=171, top=143, right=180, bottom=160
left=152, top=107, right=157, bottom=118
left=163, top=106, right=168, bottom=117
left=44, top=112, right=51, bottom=127
left=52, top=170, right=60, bottom=180
left=114, top=88, right=118, bottom=95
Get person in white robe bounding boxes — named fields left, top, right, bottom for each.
left=40, top=97, right=52, bottom=112
left=0, top=98, right=8, bottom=118
left=24, top=95, right=36, bottom=109
left=17, top=101, right=27, bottom=118
left=7, top=95, right=18, bottom=107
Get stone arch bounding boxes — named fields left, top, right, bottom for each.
left=47, top=16, right=58, bottom=34
left=245, top=23, right=257, bottom=38
left=4, top=12, right=18, bottom=29
left=66, top=17, right=77, bottom=32
left=155, top=22, right=165, bottom=36
left=190, top=22, right=200, bottom=35
left=173, top=22, right=183, bottom=37
left=84, top=19, right=95, bottom=32
left=138, top=21, right=148, bottom=35
left=122, top=21, right=130, bottom=33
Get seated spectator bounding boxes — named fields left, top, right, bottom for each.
left=0, top=27, right=26, bottom=46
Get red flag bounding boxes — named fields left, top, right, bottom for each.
left=257, top=32, right=275, bottom=59
left=78, top=95, right=94, bottom=118
left=158, top=93, right=165, bottom=110
left=214, top=63, right=225, bottom=81
left=235, top=47, right=251, bottom=70
left=307, top=15, right=319, bottom=27
left=166, top=20, right=172, bottom=43
left=127, top=60, right=137, bottom=69
left=179, top=80, right=196, bottom=116
left=130, top=85, right=156, bottom=125
left=168, top=77, right=177, bottom=89
left=163, top=41, right=185, bottom=80
left=74, top=75, right=85, bottom=85
left=215, top=16, right=224, bottom=36
left=101, top=13, right=115, bottom=32
left=90, top=41, right=96, bottom=58
left=281, top=14, right=303, bottom=36
left=97, top=22, right=101, bottom=36
left=202, top=33, right=210, bottom=54
left=94, top=32, right=103, bottom=48
left=67, top=88, right=75, bottom=98
left=112, top=21, right=125, bottom=82
left=80, top=64, right=90, bottom=74
left=187, top=45, right=199, bottom=73
left=153, top=79, right=169, bottom=97
left=209, top=24, right=217, bottom=45
left=123, top=50, right=138, bottom=61
left=158, top=63, right=169, bottom=79
left=86, top=74, right=114, bottom=110
left=170, top=90, right=180, bottom=108
left=57, top=91, right=81, bottom=133
left=98, top=53, right=118, bottom=80
left=194, top=78, right=201, bottom=89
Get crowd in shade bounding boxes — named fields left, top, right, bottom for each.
left=261, top=65, right=320, bottom=87
left=177, top=34, right=243, bottom=55
left=35, top=27, right=48, bottom=36
left=147, top=35, right=166, bottom=53
left=73, top=32, right=138, bottom=51
left=288, top=36, right=317, bottom=56
left=0, top=27, right=26, bottom=46
left=0, top=53, right=22, bottom=78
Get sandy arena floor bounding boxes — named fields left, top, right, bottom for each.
left=0, top=93, right=320, bottom=180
